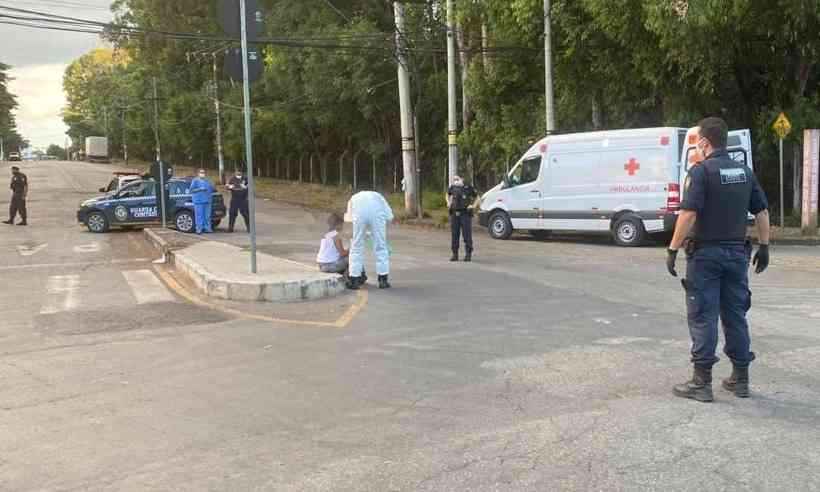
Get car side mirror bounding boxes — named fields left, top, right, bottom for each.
left=99, top=187, right=106, bottom=193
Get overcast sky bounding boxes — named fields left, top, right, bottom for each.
left=1, top=0, right=114, bottom=150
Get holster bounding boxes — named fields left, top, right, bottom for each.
left=684, top=238, right=698, bottom=257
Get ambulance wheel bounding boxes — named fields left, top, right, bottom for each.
left=488, top=211, right=513, bottom=240
left=175, top=210, right=195, bottom=233
left=86, top=212, right=109, bottom=233
left=613, top=214, right=646, bottom=247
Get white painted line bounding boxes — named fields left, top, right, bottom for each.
left=40, top=275, right=80, bottom=315
left=73, top=243, right=101, bottom=253
left=0, top=258, right=151, bottom=271
left=122, top=269, right=175, bottom=304
left=17, top=243, right=48, bottom=257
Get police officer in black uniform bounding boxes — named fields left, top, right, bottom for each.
left=226, top=169, right=250, bottom=233
left=666, top=117, right=771, bottom=402
left=4, top=166, right=28, bottom=226
left=447, top=175, right=479, bottom=262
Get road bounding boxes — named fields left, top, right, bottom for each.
left=2, top=160, right=820, bottom=491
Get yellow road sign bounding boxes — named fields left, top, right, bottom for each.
left=773, top=112, right=792, bottom=139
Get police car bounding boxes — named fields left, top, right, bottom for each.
left=77, top=176, right=226, bottom=233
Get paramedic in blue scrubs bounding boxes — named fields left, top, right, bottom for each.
left=190, top=169, right=215, bottom=234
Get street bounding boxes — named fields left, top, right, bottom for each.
left=2, top=160, right=820, bottom=490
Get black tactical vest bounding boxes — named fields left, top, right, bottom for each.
left=693, top=151, right=753, bottom=243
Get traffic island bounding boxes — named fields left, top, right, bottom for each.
left=144, top=228, right=345, bottom=302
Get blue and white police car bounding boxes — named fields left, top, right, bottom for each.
left=77, top=176, right=226, bottom=233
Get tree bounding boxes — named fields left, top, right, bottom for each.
left=0, top=62, right=26, bottom=153
left=46, top=144, right=67, bottom=160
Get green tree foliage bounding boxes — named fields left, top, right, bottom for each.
left=0, top=62, right=26, bottom=153
left=46, top=144, right=67, bottom=160
left=61, top=0, right=820, bottom=210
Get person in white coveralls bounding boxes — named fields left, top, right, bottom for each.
left=345, top=190, right=394, bottom=290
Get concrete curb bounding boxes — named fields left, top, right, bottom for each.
left=143, top=228, right=346, bottom=303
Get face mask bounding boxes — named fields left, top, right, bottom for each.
left=236, top=174, right=242, bottom=178
left=199, top=173, right=206, bottom=178
left=454, top=180, right=463, bottom=187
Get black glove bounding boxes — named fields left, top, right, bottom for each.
left=753, top=244, right=769, bottom=274
left=666, top=249, right=678, bottom=277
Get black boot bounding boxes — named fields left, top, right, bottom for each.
left=673, top=366, right=714, bottom=402
left=346, top=276, right=362, bottom=290
left=450, top=253, right=458, bottom=262
left=722, top=366, right=750, bottom=398
left=17, top=221, right=27, bottom=226
left=464, top=251, right=472, bottom=262
left=378, top=275, right=391, bottom=289
left=361, top=270, right=368, bottom=285
left=2, top=220, right=12, bottom=225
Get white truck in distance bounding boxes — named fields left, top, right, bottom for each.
left=85, top=137, right=109, bottom=163
left=478, top=127, right=754, bottom=246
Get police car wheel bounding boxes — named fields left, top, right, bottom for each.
left=86, top=212, right=109, bottom=233
left=212, top=219, right=222, bottom=230
left=488, top=211, right=513, bottom=240
left=613, top=215, right=646, bottom=247
left=175, top=210, right=195, bottom=233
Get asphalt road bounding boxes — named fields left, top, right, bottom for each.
left=2, top=160, right=820, bottom=491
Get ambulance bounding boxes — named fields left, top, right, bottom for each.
left=478, top=127, right=754, bottom=246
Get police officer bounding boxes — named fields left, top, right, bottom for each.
left=447, top=175, right=479, bottom=262
left=4, top=166, right=28, bottom=226
left=666, top=117, right=771, bottom=402
left=226, top=169, right=250, bottom=233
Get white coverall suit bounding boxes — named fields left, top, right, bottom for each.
left=346, top=191, right=394, bottom=277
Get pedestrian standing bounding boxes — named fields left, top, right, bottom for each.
left=4, top=166, right=28, bottom=226
left=666, top=117, right=771, bottom=402
left=345, top=191, right=394, bottom=290
left=226, top=169, right=250, bottom=233
left=190, top=169, right=215, bottom=234
left=447, top=175, right=479, bottom=261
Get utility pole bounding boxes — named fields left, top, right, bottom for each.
left=122, top=107, right=129, bottom=164
left=240, top=0, right=259, bottom=273
left=152, top=76, right=162, bottom=162
left=544, top=0, right=556, bottom=134
left=393, top=1, right=418, bottom=216
left=446, top=0, right=458, bottom=185
left=0, top=136, right=4, bottom=161
left=213, top=54, right=227, bottom=184
left=152, top=76, right=167, bottom=229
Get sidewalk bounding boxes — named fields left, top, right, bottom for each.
left=145, top=227, right=345, bottom=302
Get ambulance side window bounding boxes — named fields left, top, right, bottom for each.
left=509, top=156, right=541, bottom=187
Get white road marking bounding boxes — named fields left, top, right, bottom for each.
left=122, top=269, right=175, bottom=304
left=0, top=258, right=151, bottom=271
left=40, top=275, right=80, bottom=315
left=17, top=243, right=48, bottom=257
left=73, top=243, right=101, bottom=253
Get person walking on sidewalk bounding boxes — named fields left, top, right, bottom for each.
left=190, top=169, right=215, bottom=234
left=317, top=213, right=349, bottom=278
left=4, top=166, right=28, bottom=226
left=226, top=169, right=250, bottom=233
left=447, top=175, right=479, bottom=261
left=345, top=191, right=394, bottom=290
left=666, top=117, right=771, bottom=403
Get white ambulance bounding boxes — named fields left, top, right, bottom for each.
left=478, top=127, right=754, bottom=246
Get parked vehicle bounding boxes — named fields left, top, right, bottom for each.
left=85, top=137, right=109, bottom=163
left=478, top=127, right=754, bottom=246
left=8, top=152, right=21, bottom=162
left=77, top=176, right=226, bottom=233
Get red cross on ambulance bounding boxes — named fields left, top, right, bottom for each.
left=624, top=158, right=640, bottom=176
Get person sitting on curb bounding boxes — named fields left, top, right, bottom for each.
left=316, top=212, right=350, bottom=280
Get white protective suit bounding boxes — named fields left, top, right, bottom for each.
left=346, top=191, right=394, bottom=277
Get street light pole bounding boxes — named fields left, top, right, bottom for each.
left=240, top=0, right=259, bottom=274
left=213, top=53, right=226, bottom=185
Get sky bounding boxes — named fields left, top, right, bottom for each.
left=0, top=0, right=114, bottom=150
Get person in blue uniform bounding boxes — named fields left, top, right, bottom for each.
left=447, top=175, right=480, bottom=262
left=190, top=169, right=215, bottom=234
left=226, top=169, right=249, bottom=233
left=666, top=117, right=771, bottom=402
left=4, top=166, right=28, bottom=226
